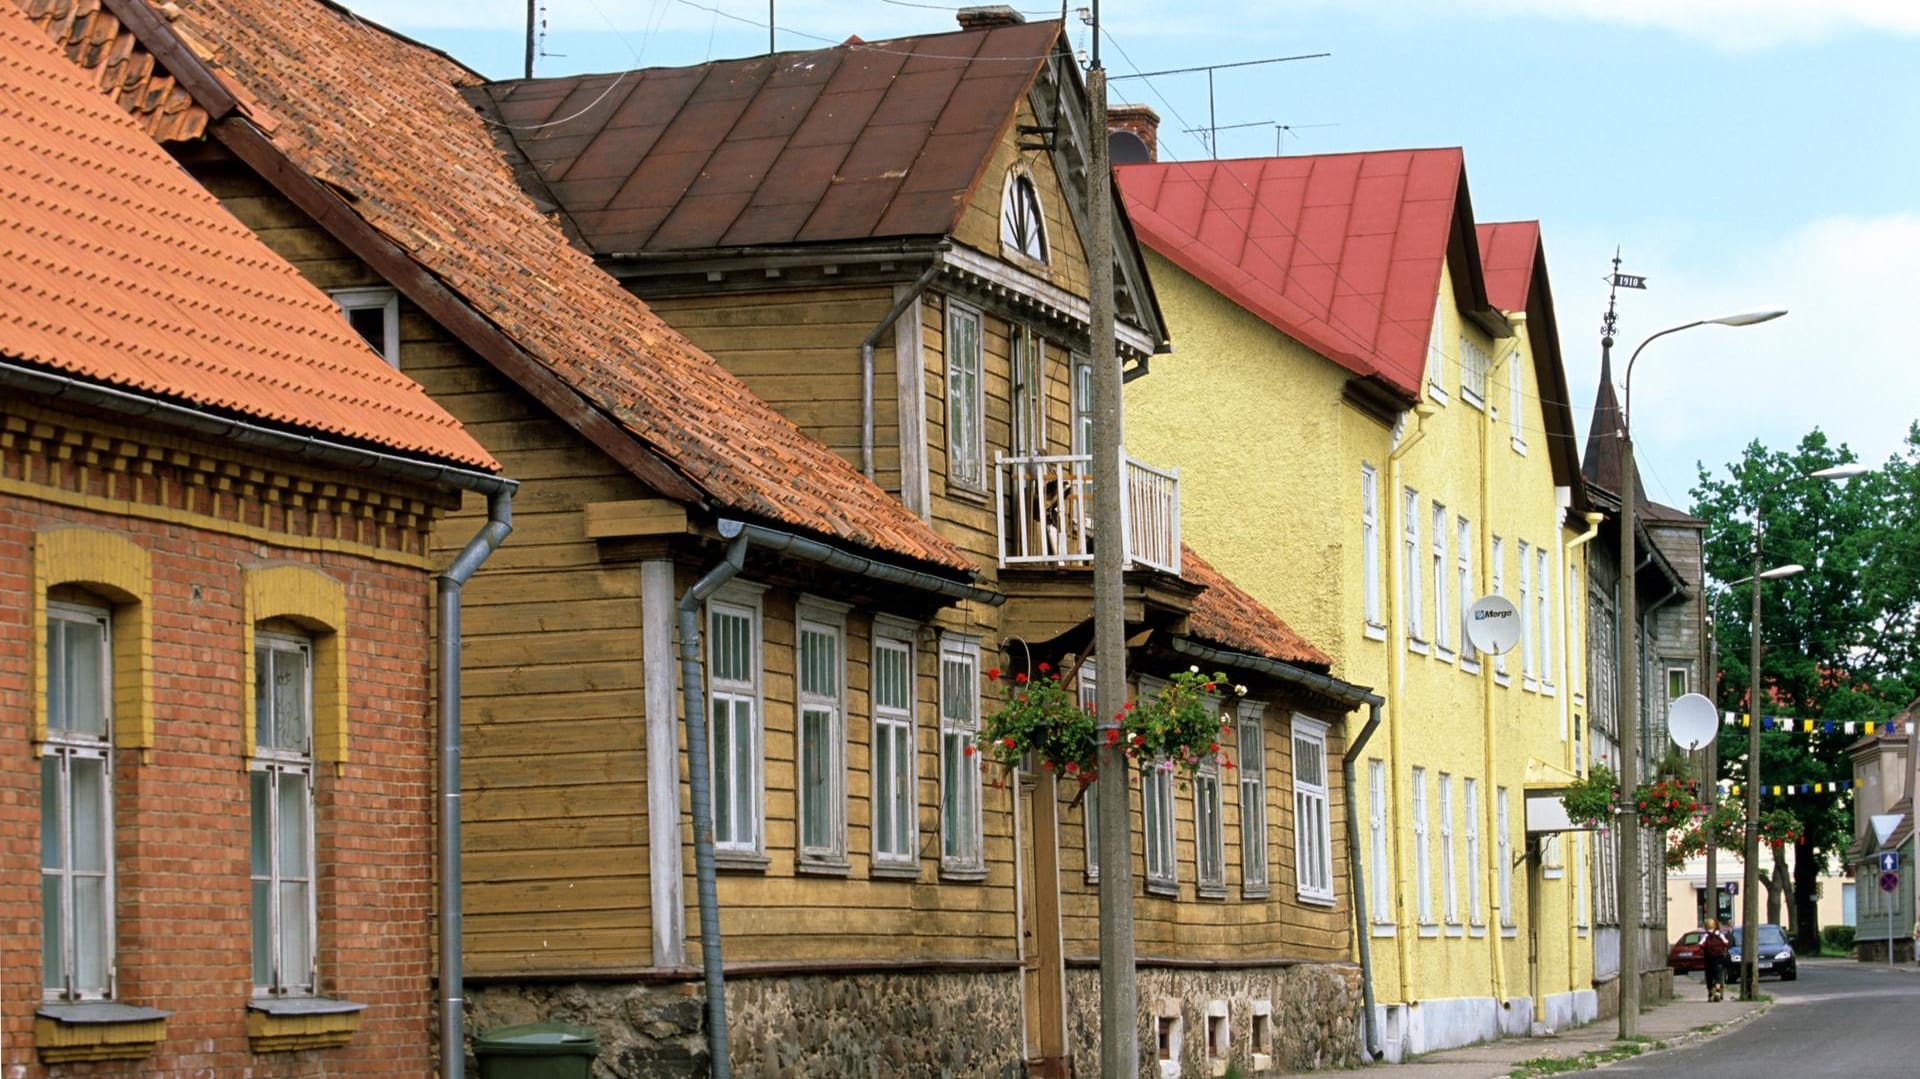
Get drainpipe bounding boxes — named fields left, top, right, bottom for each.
left=439, top=486, right=516, bottom=1079
left=862, top=256, right=946, bottom=480
left=1561, top=511, right=1603, bottom=1001
left=1384, top=404, right=1434, bottom=1014
left=675, top=518, right=1003, bottom=1079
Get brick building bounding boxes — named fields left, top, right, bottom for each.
left=0, top=5, right=505, bottom=1073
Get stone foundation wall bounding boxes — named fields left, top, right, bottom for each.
left=1593, top=967, right=1674, bottom=1022
left=467, top=968, right=1025, bottom=1079
left=1066, top=963, right=1362, bottom=1077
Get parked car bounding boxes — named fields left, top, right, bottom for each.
left=1668, top=930, right=1706, bottom=973
left=1728, top=923, right=1798, bottom=980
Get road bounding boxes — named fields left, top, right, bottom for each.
left=1605, top=958, right=1920, bottom=1077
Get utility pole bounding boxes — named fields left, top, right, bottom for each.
left=524, top=0, right=536, bottom=79
left=1615, top=425, right=1642, bottom=1038
left=1703, top=617, right=1719, bottom=925
left=1087, top=4, right=1138, bottom=1075
left=1740, top=515, right=1765, bottom=1000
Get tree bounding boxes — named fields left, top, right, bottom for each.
left=1692, top=425, right=1920, bottom=950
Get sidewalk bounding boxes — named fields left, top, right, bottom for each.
left=1284, top=976, right=1768, bottom=1078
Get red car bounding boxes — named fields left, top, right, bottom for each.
left=1668, top=930, right=1706, bottom=973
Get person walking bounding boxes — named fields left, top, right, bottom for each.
left=1702, top=919, right=1732, bottom=1002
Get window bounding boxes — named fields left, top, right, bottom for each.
left=1457, top=516, right=1478, bottom=669
left=1072, top=354, right=1094, bottom=457
left=1000, top=170, right=1049, bottom=263
left=796, top=601, right=847, bottom=867
left=1509, top=350, right=1526, bottom=451
left=1575, top=833, right=1589, bottom=932
left=1519, top=540, right=1536, bottom=686
left=946, top=302, right=985, bottom=492
left=1460, top=334, right=1490, bottom=406
left=329, top=287, right=399, bottom=367
left=1011, top=327, right=1047, bottom=457
left=708, top=590, right=763, bottom=855
left=1196, top=762, right=1226, bottom=894
left=1497, top=786, right=1515, bottom=928
left=1426, top=294, right=1448, bottom=404
left=252, top=632, right=316, bottom=996
left=1367, top=758, right=1390, bottom=924
left=1079, top=663, right=1100, bottom=878
left=1403, top=488, right=1423, bottom=644
left=870, top=620, right=917, bottom=870
left=1412, top=766, right=1432, bottom=925
left=42, top=603, right=114, bottom=1001
left=1667, top=666, right=1688, bottom=704
left=939, top=635, right=983, bottom=874
left=1536, top=548, right=1554, bottom=688
left=1238, top=703, right=1269, bottom=892
left=1361, top=465, right=1383, bottom=635
left=1465, top=777, right=1483, bottom=927
left=1432, top=503, right=1451, bottom=656
left=1292, top=718, right=1332, bottom=903
left=1491, top=536, right=1509, bottom=680
left=1439, top=772, right=1458, bottom=926
left=1143, top=681, right=1177, bottom=891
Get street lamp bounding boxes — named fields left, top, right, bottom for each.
left=1614, top=309, right=1784, bottom=1039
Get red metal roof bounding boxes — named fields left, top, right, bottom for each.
left=24, top=0, right=973, bottom=572
left=475, top=20, right=1060, bottom=254
left=1117, top=149, right=1471, bottom=400
left=0, top=1, right=494, bottom=471
left=1476, top=220, right=1538, bottom=315
left=1182, top=545, right=1332, bottom=670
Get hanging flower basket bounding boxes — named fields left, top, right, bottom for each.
left=1560, top=764, right=1618, bottom=830
left=1632, top=776, right=1700, bottom=833
left=1665, top=829, right=1705, bottom=869
left=1112, top=667, right=1245, bottom=777
left=977, top=662, right=1098, bottom=783
left=1757, top=809, right=1804, bottom=848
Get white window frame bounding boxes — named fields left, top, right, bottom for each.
left=1426, top=294, right=1449, bottom=405
left=1519, top=540, right=1537, bottom=689
left=1367, top=757, right=1391, bottom=928
left=1412, top=765, right=1433, bottom=928
left=1079, top=662, right=1101, bottom=880
left=1537, top=547, right=1554, bottom=692
left=1574, top=832, right=1590, bottom=934
left=1491, top=536, right=1510, bottom=682
left=946, top=301, right=986, bottom=493
left=1403, top=487, right=1425, bottom=649
left=1460, top=334, right=1489, bottom=407
left=1362, top=464, right=1384, bottom=638
left=870, top=617, right=918, bottom=872
left=1142, top=672, right=1177, bottom=893
left=1290, top=719, right=1333, bottom=903
left=938, top=634, right=984, bottom=876
left=1497, top=785, right=1515, bottom=929
left=1000, top=169, right=1050, bottom=264
left=707, top=584, right=766, bottom=857
left=251, top=631, right=318, bottom=997
left=42, top=602, right=115, bottom=1002
left=1431, top=503, right=1452, bottom=658
left=1465, top=776, right=1484, bottom=931
left=795, top=598, right=848, bottom=868
left=1071, top=353, right=1094, bottom=458
left=1439, top=772, right=1459, bottom=928
left=1509, top=348, right=1527, bottom=452
left=1010, top=326, right=1048, bottom=457
left=1238, top=702, right=1269, bottom=893
left=1457, top=516, right=1479, bottom=671
left=329, top=286, right=400, bottom=367
left=1195, top=760, right=1226, bottom=895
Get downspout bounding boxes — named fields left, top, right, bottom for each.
left=439, top=486, right=517, bottom=1079
left=675, top=518, right=1004, bottom=1079
left=1385, top=405, right=1433, bottom=1012
left=1561, top=511, right=1604, bottom=1001
left=862, top=256, right=945, bottom=481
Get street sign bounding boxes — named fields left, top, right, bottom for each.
left=1881, top=871, right=1900, bottom=894
left=1880, top=851, right=1901, bottom=873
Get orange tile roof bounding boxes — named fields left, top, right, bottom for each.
left=21, top=0, right=973, bottom=574
left=1181, top=544, right=1332, bottom=670
left=0, top=1, right=494, bottom=471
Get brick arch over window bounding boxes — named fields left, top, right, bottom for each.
left=32, top=528, right=152, bottom=748
left=244, top=565, right=348, bottom=764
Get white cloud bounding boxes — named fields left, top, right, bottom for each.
left=1555, top=214, right=1920, bottom=505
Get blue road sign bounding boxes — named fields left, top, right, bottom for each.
left=1880, top=851, right=1901, bottom=873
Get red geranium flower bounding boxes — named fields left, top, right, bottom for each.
left=1015, top=672, right=1029, bottom=684
left=1038, top=662, right=1051, bottom=673
left=964, top=744, right=976, bottom=757
left=986, top=668, right=1000, bottom=680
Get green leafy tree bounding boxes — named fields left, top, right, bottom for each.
left=1692, top=426, right=1920, bottom=948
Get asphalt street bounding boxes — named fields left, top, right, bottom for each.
left=1605, top=958, right=1920, bottom=1078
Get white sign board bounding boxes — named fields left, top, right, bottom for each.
left=1466, top=595, right=1522, bottom=655
left=1525, top=792, right=1587, bottom=834
left=1872, top=813, right=1904, bottom=848
left=1668, top=693, right=1718, bottom=750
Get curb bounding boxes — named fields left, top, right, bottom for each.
left=1573, top=997, right=1774, bottom=1074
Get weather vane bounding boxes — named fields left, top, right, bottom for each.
left=1600, top=247, right=1647, bottom=350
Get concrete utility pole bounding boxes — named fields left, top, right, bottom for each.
left=1740, top=520, right=1765, bottom=1000
left=1087, top=3, right=1139, bottom=1073
left=1703, top=617, right=1719, bottom=924
left=1615, top=432, right=1642, bottom=1039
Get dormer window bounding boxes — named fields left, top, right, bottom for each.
left=1000, top=170, right=1048, bottom=264
left=329, top=287, right=399, bottom=367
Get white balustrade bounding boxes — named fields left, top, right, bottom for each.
left=993, top=452, right=1180, bottom=574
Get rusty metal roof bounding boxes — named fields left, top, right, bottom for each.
left=1181, top=544, right=1332, bottom=670
left=473, top=19, right=1061, bottom=254
left=23, top=0, right=975, bottom=573
left=0, top=0, right=495, bottom=471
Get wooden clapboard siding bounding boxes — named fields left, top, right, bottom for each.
left=952, top=98, right=1091, bottom=300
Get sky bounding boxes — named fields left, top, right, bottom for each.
left=346, top=0, right=1920, bottom=512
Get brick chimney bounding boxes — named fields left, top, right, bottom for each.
left=956, top=6, right=1025, bottom=29
left=1108, top=104, right=1160, bottom=162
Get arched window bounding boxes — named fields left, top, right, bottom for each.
left=1000, top=170, right=1049, bottom=264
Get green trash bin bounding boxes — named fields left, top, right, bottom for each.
left=473, top=1021, right=600, bottom=1079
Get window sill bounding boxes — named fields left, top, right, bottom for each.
left=1241, top=884, right=1270, bottom=901
left=1418, top=923, right=1440, bottom=938
left=870, top=861, right=921, bottom=882
left=35, top=1003, right=170, bottom=1064
left=1577, top=927, right=1590, bottom=938
left=1428, top=384, right=1450, bottom=406
left=1298, top=891, right=1336, bottom=908
left=795, top=857, right=851, bottom=878
left=1436, top=647, right=1456, bottom=665
left=1469, top=923, right=1487, bottom=938
left=1371, top=922, right=1396, bottom=938
left=1364, top=622, right=1387, bottom=642
left=1511, top=438, right=1528, bottom=455
left=1542, top=683, right=1558, bottom=698
left=948, top=484, right=989, bottom=506
left=714, top=850, right=771, bottom=873
left=1523, top=677, right=1540, bottom=693
left=1197, top=884, right=1228, bottom=900
left=1408, top=638, right=1430, bottom=656
left=1572, top=692, right=1586, bottom=707
left=1145, top=878, right=1179, bottom=898
left=1445, top=923, right=1464, bottom=937
left=1462, top=389, right=1485, bottom=411
left=1461, top=658, right=1481, bottom=675
left=247, top=997, right=365, bottom=1054
left=1543, top=866, right=1565, bottom=880
left=1494, top=671, right=1512, bottom=688
left=940, top=863, right=988, bottom=883
left=1501, top=925, right=1519, bottom=938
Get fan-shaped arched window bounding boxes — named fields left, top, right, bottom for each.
left=1000, top=170, right=1049, bottom=264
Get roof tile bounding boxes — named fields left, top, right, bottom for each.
left=1182, top=545, right=1332, bottom=669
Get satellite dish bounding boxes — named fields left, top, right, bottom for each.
left=1109, top=129, right=1151, bottom=165
left=1465, top=595, right=1521, bottom=654
left=1668, top=693, right=1718, bottom=750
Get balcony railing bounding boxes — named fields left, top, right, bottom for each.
left=994, top=452, right=1180, bottom=575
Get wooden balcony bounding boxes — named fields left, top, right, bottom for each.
left=993, top=452, right=1180, bottom=575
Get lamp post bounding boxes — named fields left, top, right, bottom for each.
left=1735, top=462, right=1864, bottom=1000
left=1615, top=310, right=1784, bottom=1038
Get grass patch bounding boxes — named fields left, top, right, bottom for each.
left=1507, top=1039, right=1653, bottom=1077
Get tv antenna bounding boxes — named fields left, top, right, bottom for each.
left=1112, top=53, right=1332, bottom=158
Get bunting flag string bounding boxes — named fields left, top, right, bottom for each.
left=1721, top=712, right=1913, bottom=736
left=1717, top=778, right=1855, bottom=799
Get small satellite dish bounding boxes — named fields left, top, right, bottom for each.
left=1465, top=595, right=1521, bottom=655
left=1668, top=693, right=1718, bottom=750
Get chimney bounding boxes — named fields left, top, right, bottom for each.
left=1108, top=103, right=1160, bottom=163
left=956, top=6, right=1025, bottom=29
